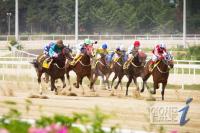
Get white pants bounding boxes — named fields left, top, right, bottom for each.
left=96, top=54, right=101, bottom=59
left=151, top=54, right=158, bottom=62
left=128, top=54, right=133, bottom=60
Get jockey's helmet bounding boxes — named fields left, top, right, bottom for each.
left=56, top=39, right=64, bottom=48
left=133, top=41, right=140, bottom=47
left=84, top=39, right=91, bottom=45
left=120, top=45, right=125, bottom=51
left=102, top=43, right=108, bottom=49
left=159, top=43, right=166, bottom=49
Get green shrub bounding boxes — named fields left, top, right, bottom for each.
left=0, top=100, right=117, bottom=133
left=188, top=46, right=200, bottom=60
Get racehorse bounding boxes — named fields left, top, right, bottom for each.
left=90, top=54, right=111, bottom=90
left=140, top=52, right=174, bottom=100
left=31, top=47, right=72, bottom=95
left=65, top=45, right=94, bottom=95
left=110, top=54, right=126, bottom=92
left=124, top=51, right=147, bottom=96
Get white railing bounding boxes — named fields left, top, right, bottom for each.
left=0, top=34, right=200, bottom=41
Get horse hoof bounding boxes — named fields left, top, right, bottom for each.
left=55, top=92, right=58, bottom=95
left=110, top=92, right=115, bottom=96
left=140, top=89, right=144, bottom=93
left=63, top=84, right=66, bottom=88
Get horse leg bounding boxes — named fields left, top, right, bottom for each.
left=66, top=72, right=72, bottom=91
left=111, top=74, right=117, bottom=88
left=61, top=76, right=66, bottom=88
left=44, top=73, right=49, bottom=83
left=133, top=77, right=139, bottom=91
left=51, top=78, right=58, bottom=95
left=114, top=76, right=122, bottom=90
left=37, top=71, right=43, bottom=95
left=140, top=72, right=151, bottom=92
left=74, top=75, right=80, bottom=88
left=105, top=74, right=110, bottom=90
left=90, top=74, right=97, bottom=91
left=151, top=82, right=158, bottom=94
left=161, top=83, right=167, bottom=100
left=80, top=77, right=85, bottom=95
left=110, top=74, right=118, bottom=95
left=126, top=76, right=132, bottom=96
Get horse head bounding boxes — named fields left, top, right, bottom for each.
left=134, top=51, right=147, bottom=66
left=84, top=45, right=95, bottom=58
left=61, top=46, right=73, bottom=60
left=138, top=51, right=147, bottom=66
left=163, top=52, right=174, bottom=69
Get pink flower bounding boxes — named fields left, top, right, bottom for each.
left=28, top=127, right=47, bottom=133
left=170, top=130, right=178, bottom=133
left=0, top=129, right=9, bottom=133
left=29, top=123, right=68, bottom=133
left=57, top=126, right=68, bottom=133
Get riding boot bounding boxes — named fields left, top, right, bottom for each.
left=110, top=61, right=114, bottom=69
left=149, top=61, right=155, bottom=72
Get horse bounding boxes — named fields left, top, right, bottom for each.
left=110, top=53, right=127, bottom=92
left=31, top=47, right=72, bottom=95
left=124, top=51, right=147, bottom=96
left=65, top=45, right=94, bottom=95
left=90, top=54, right=111, bottom=90
left=140, top=52, right=174, bottom=100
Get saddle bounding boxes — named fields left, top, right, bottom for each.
left=69, top=54, right=83, bottom=66
left=37, top=54, right=53, bottom=69
left=149, top=60, right=161, bottom=72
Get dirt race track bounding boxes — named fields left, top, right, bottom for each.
left=0, top=81, right=200, bottom=133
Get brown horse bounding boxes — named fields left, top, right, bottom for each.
left=110, top=54, right=126, bottom=91
left=65, top=45, right=94, bottom=94
left=141, top=52, right=174, bottom=100
left=90, top=54, right=111, bottom=90
left=124, top=51, right=147, bottom=96
left=31, top=47, right=72, bottom=95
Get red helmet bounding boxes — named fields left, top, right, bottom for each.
left=133, top=41, right=140, bottom=47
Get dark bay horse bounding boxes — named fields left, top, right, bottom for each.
left=65, top=45, right=94, bottom=94
left=90, top=54, right=111, bottom=90
left=141, top=52, right=174, bottom=100
left=110, top=54, right=126, bottom=93
left=124, top=51, right=147, bottom=96
left=31, top=47, right=72, bottom=95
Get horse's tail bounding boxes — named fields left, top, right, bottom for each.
left=30, top=59, right=39, bottom=69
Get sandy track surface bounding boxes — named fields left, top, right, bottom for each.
left=0, top=82, right=200, bottom=133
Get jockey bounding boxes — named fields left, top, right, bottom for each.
left=110, top=44, right=126, bottom=68
left=96, top=42, right=109, bottom=60
left=42, top=39, right=64, bottom=68
left=43, top=42, right=54, bottom=56
left=124, top=40, right=141, bottom=69
left=48, top=39, right=64, bottom=58
left=70, top=38, right=93, bottom=65
left=149, top=43, right=167, bottom=71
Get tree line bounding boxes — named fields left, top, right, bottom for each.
left=0, top=0, right=199, bottom=34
